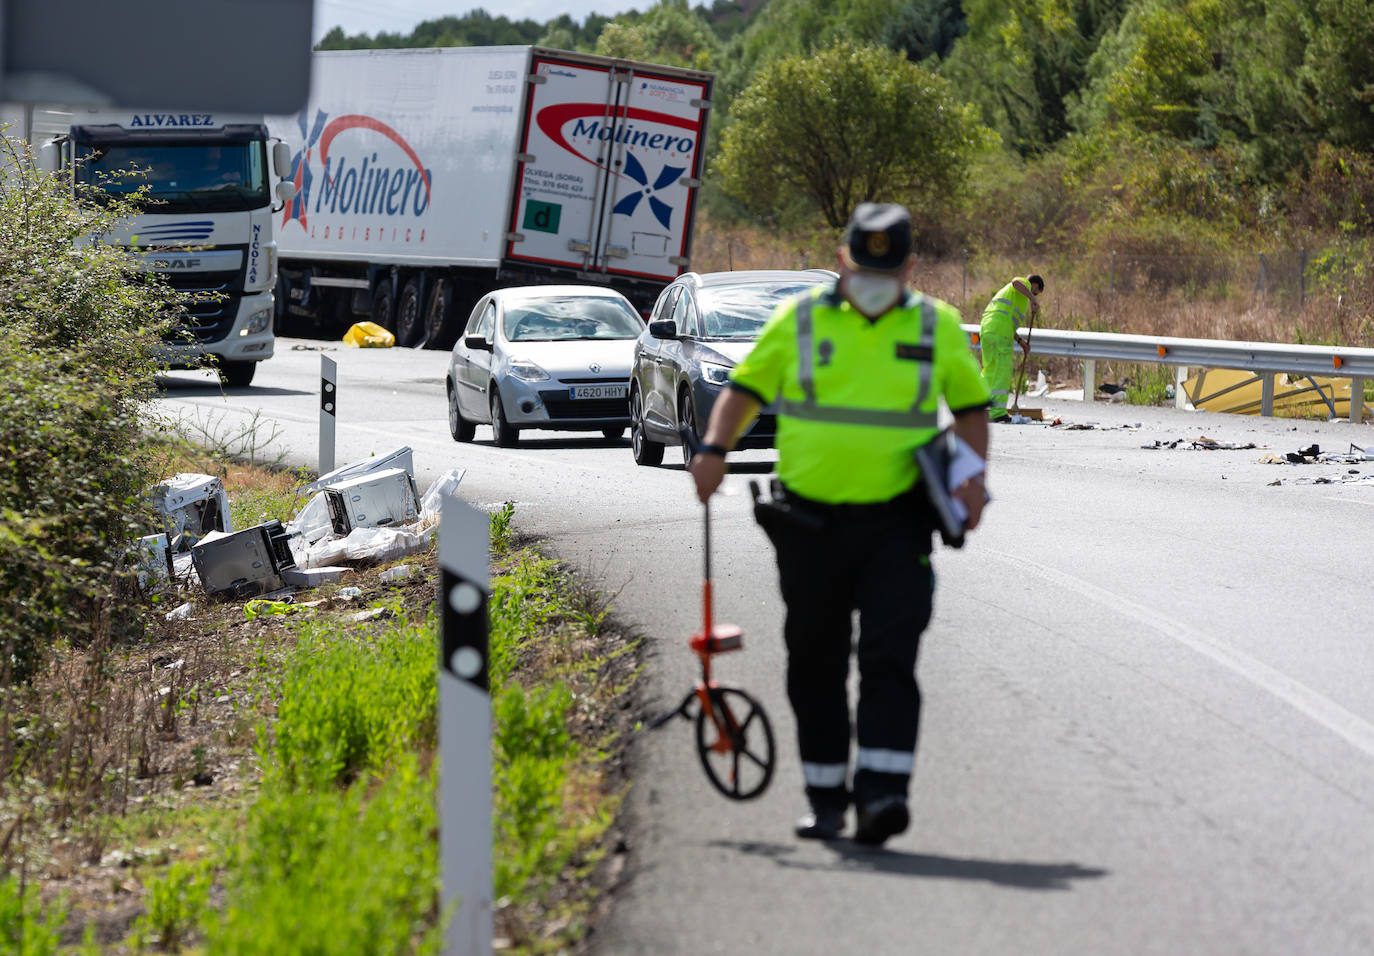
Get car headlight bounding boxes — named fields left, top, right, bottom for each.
left=701, top=361, right=732, bottom=386
left=508, top=359, right=550, bottom=382
left=242, top=305, right=272, bottom=335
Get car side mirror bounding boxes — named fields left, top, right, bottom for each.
left=648, top=319, right=677, bottom=339
left=464, top=334, right=493, bottom=351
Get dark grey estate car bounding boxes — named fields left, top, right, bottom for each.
left=629, top=269, right=837, bottom=466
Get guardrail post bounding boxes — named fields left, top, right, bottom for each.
left=1260, top=373, right=1276, bottom=417
left=439, top=498, right=493, bottom=956
left=1083, top=359, right=1096, bottom=402
left=1351, top=376, right=1366, bottom=424
left=320, top=356, right=337, bottom=475
left=1175, top=366, right=1189, bottom=409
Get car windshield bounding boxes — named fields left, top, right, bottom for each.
left=503, top=296, right=643, bottom=342
left=699, top=281, right=819, bottom=339
left=75, top=142, right=270, bottom=213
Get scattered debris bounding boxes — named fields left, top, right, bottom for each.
left=352, top=606, right=393, bottom=623
left=151, top=473, right=232, bottom=551
left=1267, top=479, right=1282, bottom=486
left=282, top=566, right=351, bottom=587
left=379, top=564, right=415, bottom=585
left=342, top=320, right=395, bottom=348
left=135, top=532, right=174, bottom=591
left=1141, top=436, right=1263, bottom=451
left=164, top=602, right=194, bottom=621
left=243, top=598, right=299, bottom=620
left=337, top=587, right=363, bottom=599
left=1050, top=420, right=1141, bottom=431
left=191, top=520, right=297, bottom=599
left=324, top=467, right=421, bottom=534
left=303, top=445, right=415, bottom=494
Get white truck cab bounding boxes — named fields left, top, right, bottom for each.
left=31, top=108, right=297, bottom=386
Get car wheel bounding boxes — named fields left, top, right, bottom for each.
left=394, top=276, right=425, bottom=347
left=678, top=388, right=698, bottom=465
left=218, top=360, right=256, bottom=388
left=423, top=278, right=459, bottom=350
left=491, top=389, right=519, bottom=447
left=448, top=380, right=475, bottom=442
left=371, top=281, right=395, bottom=332
left=630, top=385, right=664, bottom=466
left=602, top=426, right=625, bottom=441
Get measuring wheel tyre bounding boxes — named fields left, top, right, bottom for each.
left=448, top=381, right=476, bottom=442
left=217, top=360, right=256, bottom=388
left=694, top=686, right=775, bottom=801
left=371, top=282, right=395, bottom=333
left=678, top=389, right=698, bottom=466
left=630, top=385, right=664, bottom=466
left=394, top=276, right=425, bottom=348
left=423, top=279, right=459, bottom=350
left=490, top=389, right=519, bottom=447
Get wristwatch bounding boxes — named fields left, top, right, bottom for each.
left=697, top=442, right=729, bottom=457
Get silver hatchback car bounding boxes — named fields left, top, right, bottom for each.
left=447, top=285, right=645, bottom=446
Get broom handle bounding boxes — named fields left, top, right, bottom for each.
left=1012, top=309, right=1036, bottom=411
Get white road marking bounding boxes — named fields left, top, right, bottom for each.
left=983, top=546, right=1374, bottom=761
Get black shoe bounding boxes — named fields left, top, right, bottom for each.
left=794, top=806, right=846, bottom=840
left=852, top=796, right=909, bottom=846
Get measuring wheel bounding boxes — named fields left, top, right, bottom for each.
left=694, top=685, right=775, bottom=801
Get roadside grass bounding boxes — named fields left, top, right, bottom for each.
left=0, top=450, right=638, bottom=954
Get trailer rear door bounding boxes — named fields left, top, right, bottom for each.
left=505, top=52, right=712, bottom=283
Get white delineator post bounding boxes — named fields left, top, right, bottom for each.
left=320, top=356, right=337, bottom=475
left=439, top=497, right=492, bottom=955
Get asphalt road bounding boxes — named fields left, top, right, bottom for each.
left=154, top=343, right=1374, bottom=955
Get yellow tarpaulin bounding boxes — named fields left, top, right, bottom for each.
left=342, top=321, right=395, bottom=348
left=1183, top=368, right=1373, bottom=418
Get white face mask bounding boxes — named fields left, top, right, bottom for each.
left=844, top=273, right=904, bottom=317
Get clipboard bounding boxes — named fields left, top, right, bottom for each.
left=913, top=428, right=987, bottom=549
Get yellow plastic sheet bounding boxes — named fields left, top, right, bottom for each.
left=1183, top=368, right=1372, bottom=418
left=342, top=321, right=395, bottom=348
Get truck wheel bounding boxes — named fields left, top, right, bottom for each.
left=394, top=276, right=425, bottom=348
left=490, top=390, right=519, bottom=447
left=218, top=360, right=256, bottom=388
left=448, top=380, right=476, bottom=442
left=424, top=279, right=458, bottom=350
left=630, top=385, right=664, bottom=466
left=371, top=282, right=395, bottom=332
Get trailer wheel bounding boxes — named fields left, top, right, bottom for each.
left=394, top=276, right=425, bottom=348
left=370, top=282, right=395, bottom=332
left=423, top=279, right=459, bottom=350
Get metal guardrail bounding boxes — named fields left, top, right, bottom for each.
left=963, top=325, right=1374, bottom=423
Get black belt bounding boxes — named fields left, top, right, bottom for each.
left=781, top=486, right=923, bottom=518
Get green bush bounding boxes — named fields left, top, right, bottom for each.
left=206, top=756, right=442, bottom=956
left=128, top=861, right=212, bottom=953
left=0, top=135, right=175, bottom=682
left=0, top=875, right=66, bottom=956
left=268, top=617, right=437, bottom=788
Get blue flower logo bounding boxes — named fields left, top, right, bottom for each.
left=612, top=152, right=684, bottom=229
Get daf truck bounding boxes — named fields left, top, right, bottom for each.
left=15, top=106, right=296, bottom=386
left=267, top=46, right=714, bottom=349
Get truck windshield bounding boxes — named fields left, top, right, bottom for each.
left=75, top=142, right=269, bottom=213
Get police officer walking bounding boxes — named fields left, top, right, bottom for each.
left=687, top=203, right=991, bottom=846
left=979, top=274, right=1043, bottom=421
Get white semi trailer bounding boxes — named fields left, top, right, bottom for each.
left=11, top=106, right=297, bottom=386
left=267, top=46, right=714, bottom=349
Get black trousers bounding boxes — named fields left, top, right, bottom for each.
left=762, top=489, right=935, bottom=811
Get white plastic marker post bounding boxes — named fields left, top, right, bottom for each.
left=439, top=497, right=492, bottom=955
left=320, top=355, right=337, bottom=475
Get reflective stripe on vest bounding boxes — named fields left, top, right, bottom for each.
left=990, top=296, right=1025, bottom=322
left=784, top=292, right=938, bottom=428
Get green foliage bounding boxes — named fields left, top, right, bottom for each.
left=882, top=0, right=967, bottom=62
left=490, top=500, right=516, bottom=553
left=596, top=0, right=720, bottom=70
left=0, top=876, right=66, bottom=956
left=128, top=861, right=212, bottom=953
left=267, top=617, right=437, bottom=788
left=0, top=134, right=175, bottom=682
left=717, top=41, right=994, bottom=228
left=941, top=0, right=1130, bottom=154
left=316, top=10, right=544, bottom=50
left=206, top=756, right=443, bottom=956
left=1125, top=364, right=1172, bottom=405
